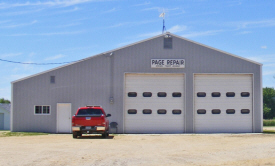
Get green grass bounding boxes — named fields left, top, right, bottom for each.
left=263, top=130, right=275, bottom=134
left=263, top=119, right=275, bottom=126
left=0, top=131, right=48, bottom=137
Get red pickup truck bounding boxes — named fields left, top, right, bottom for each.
left=72, top=106, right=111, bottom=138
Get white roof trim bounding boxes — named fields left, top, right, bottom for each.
left=12, top=32, right=262, bottom=83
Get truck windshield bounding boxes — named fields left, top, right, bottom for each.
left=77, top=109, right=103, bottom=115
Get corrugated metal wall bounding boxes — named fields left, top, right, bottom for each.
left=11, top=34, right=262, bottom=133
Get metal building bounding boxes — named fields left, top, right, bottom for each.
left=11, top=32, right=263, bottom=133
left=0, top=104, right=11, bottom=130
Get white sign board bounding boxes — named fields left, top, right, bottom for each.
left=151, top=59, right=185, bottom=68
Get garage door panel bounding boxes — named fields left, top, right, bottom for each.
left=125, top=120, right=184, bottom=134
left=125, top=74, right=185, bottom=133
left=194, top=74, right=253, bottom=133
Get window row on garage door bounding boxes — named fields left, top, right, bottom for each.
left=127, top=109, right=182, bottom=114
left=196, top=109, right=250, bottom=114
left=128, top=92, right=182, bottom=97
left=197, top=92, right=250, bottom=97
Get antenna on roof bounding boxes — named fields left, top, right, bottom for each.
left=159, top=9, right=166, bottom=34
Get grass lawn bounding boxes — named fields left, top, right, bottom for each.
left=263, top=119, right=275, bottom=126
left=0, top=131, right=48, bottom=137
left=263, top=130, right=275, bottom=134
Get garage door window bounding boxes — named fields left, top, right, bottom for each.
left=212, top=109, right=221, bottom=114
left=35, top=106, right=50, bottom=115
left=143, top=92, right=152, bottom=97
left=143, top=109, right=152, bottom=114
left=197, top=109, right=206, bottom=114
left=128, top=109, right=137, bottom=114
left=241, top=92, right=250, bottom=97
left=172, top=92, right=182, bottom=97
left=157, top=109, right=167, bottom=114
left=226, top=92, right=235, bottom=97
left=157, top=92, right=167, bottom=97
left=172, top=109, right=182, bottom=114
left=197, top=92, right=206, bottom=97
left=128, top=92, right=137, bottom=97
left=241, top=109, right=250, bottom=114
left=212, top=92, right=221, bottom=97
left=226, top=109, right=235, bottom=114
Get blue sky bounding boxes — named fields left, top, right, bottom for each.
left=0, top=0, right=274, bottom=100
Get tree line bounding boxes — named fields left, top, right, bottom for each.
left=0, top=98, right=11, bottom=104
left=263, top=87, right=275, bottom=119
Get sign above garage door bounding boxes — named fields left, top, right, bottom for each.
left=151, top=59, right=185, bottom=68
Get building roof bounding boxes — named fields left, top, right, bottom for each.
left=0, top=104, right=11, bottom=112
left=11, top=32, right=262, bottom=84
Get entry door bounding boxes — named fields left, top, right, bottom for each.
left=57, top=103, right=72, bottom=133
left=0, top=113, right=4, bottom=130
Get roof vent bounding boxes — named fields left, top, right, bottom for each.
left=164, top=35, right=172, bottom=49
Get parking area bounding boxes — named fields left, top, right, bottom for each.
left=1, top=133, right=275, bottom=166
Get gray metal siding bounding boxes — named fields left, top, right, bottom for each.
left=0, top=113, right=4, bottom=130
left=12, top=34, right=262, bottom=133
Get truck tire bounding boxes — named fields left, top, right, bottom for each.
left=73, top=132, right=78, bottom=139
left=102, top=132, right=108, bottom=138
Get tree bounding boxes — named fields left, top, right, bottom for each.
left=0, top=98, right=10, bottom=104
left=263, top=87, right=275, bottom=119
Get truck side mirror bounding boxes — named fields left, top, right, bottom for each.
left=106, top=114, right=111, bottom=117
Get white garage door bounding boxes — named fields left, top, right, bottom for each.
left=124, top=73, right=185, bottom=133
left=194, top=74, right=253, bottom=133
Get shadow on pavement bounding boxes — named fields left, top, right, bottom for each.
left=77, top=135, right=114, bottom=139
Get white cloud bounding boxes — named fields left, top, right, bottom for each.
left=142, top=7, right=180, bottom=12
left=226, top=0, right=242, bottom=7
left=133, top=2, right=151, bottom=7
left=137, top=25, right=187, bottom=39
left=0, top=20, right=37, bottom=28
left=44, top=54, right=66, bottom=61
left=182, top=29, right=224, bottom=38
left=238, top=31, right=252, bottom=35
left=263, top=70, right=275, bottom=76
left=167, top=25, right=187, bottom=33
left=38, top=31, right=84, bottom=36
left=0, top=0, right=102, bottom=9
left=7, top=30, right=84, bottom=36
left=0, top=53, right=22, bottom=58
left=261, top=46, right=267, bottom=49
left=28, top=52, right=36, bottom=57
left=0, top=20, right=11, bottom=24
left=0, top=9, right=43, bottom=16
left=56, top=22, right=81, bottom=28
left=138, top=31, right=161, bottom=38
left=109, top=20, right=156, bottom=28
left=103, top=7, right=118, bottom=13
left=247, top=54, right=275, bottom=63
left=142, top=7, right=161, bottom=11
left=56, top=7, right=80, bottom=14
left=228, top=19, right=275, bottom=30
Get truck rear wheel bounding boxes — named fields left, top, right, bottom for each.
left=102, top=129, right=109, bottom=138
left=102, top=131, right=109, bottom=138
left=73, top=132, right=78, bottom=138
